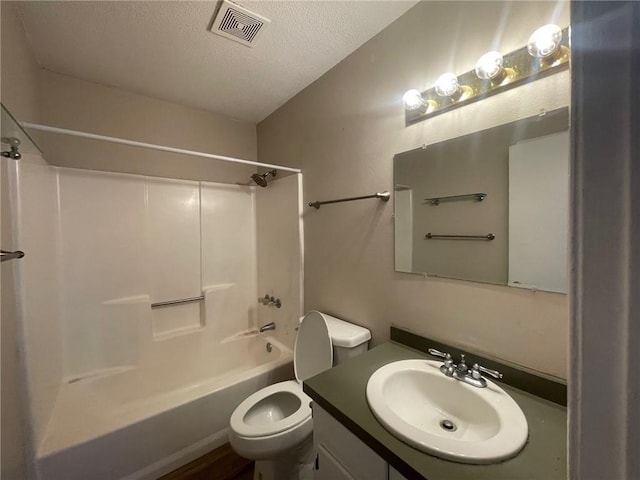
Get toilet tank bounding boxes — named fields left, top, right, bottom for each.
left=321, top=314, right=371, bottom=365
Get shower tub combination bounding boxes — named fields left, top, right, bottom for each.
left=9, top=155, right=303, bottom=480
left=37, top=334, right=293, bottom=480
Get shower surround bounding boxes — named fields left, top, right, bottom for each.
left=7, top=155, right=303, bottom=479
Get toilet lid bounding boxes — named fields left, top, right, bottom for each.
left=294, top=311, right=333, bottom=382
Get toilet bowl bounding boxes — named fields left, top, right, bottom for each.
left=229, top=380, right=312, bottom=460
left=228, top=311, right=371, bottom=480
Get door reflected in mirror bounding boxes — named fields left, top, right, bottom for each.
left=393, top=107, right=569, bottom=294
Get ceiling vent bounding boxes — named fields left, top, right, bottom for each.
left=210, top=1, right=270, bottom=48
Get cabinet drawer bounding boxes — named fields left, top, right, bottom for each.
left=313, top=404, right=387, bottom=480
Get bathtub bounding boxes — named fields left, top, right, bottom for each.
left=36, top=334, right=293, bottom=480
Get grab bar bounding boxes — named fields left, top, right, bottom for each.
left=151, top=295, right=204, bottom=309
left=0, top=249, right=25, bottom=262
left=425, top=233, right=495, bottom=241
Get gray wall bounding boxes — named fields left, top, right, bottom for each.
left=258, top=1, right=570, bottom=378
left=37, top=70, right=258, bottom=183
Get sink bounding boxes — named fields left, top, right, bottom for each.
left=366, top=359, right=528, bottom=464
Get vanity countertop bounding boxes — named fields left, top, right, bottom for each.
left=303, top=341, right=566, bottom=480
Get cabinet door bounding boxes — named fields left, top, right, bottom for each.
left=316, top=445, right=357, bottom=480
left=389, top=466, right=409, bottom=480
left=313, top=404, right=387, bottom=480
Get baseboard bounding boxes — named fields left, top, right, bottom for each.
left=122, top=429, right=230, bottom=480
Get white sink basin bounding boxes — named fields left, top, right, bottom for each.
left=366, top=359, right=528, bottom=464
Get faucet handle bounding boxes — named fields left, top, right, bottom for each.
left=429, top=348, right=456, bottom=377
left=428, top=348, right=453, bottom=366
left=471, top=363, right=503, bottom=380
left=428, top=348, right=450, bottom=360
left=258, top=294, right=281, bottom=308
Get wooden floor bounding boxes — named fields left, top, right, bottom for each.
left=160, top=443, right=254, bottom=480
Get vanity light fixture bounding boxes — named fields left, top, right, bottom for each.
left=475, top=51, right=503, bottom=79
left=434, top=73, right=474, bottom=102
left=435, top=73, right=459, bottom=97
left=403, top=89, right=438, bottom=114
left=402, top=89, right=425, bottom=111
left=527, top=24, right=562, bottom=58
left=403, top=25, right=570, bottom=123
left=527, top=24, right=569, bottom=66
left=474, top=51, right=516, bottom=85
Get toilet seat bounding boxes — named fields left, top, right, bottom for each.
left=230, top=380, right=312, bottom=438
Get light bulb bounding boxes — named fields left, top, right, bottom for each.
left=475, top=51, right=504, bottom=80
left=435, top=73, right=459, bottom=97
left=402, top=89, right=425, bottom=111
left=527, top=24, right=562, bottom=58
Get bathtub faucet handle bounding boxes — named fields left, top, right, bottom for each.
left=258, top=294, right=282, bottom=308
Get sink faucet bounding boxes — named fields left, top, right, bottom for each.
left=259, top=322, right=276, bottom=333
left=428, top=348, right=503, bottom=388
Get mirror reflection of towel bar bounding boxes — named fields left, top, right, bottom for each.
left=424, top=193, right=487, bottom=206
left=425, top=233, right=495, bottom=241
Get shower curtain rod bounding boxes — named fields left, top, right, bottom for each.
left=20, top=122, right=302, bottom=173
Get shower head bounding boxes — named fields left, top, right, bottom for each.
left=250, top=169, right=277, bottom=187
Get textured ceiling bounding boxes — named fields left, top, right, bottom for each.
left=17, top=1, right=418, bottom=122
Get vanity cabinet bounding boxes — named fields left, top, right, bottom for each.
left=313, top=404, right=408, bottom=480
left=305, top=341, right=567, bottom=480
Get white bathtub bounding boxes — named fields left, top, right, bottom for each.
left=36, top=334, right=293, bottom=480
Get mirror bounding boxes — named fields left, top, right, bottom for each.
left=394, top=107, right=569, bottom=293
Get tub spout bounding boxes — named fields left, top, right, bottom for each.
left=259, top=322, right=276, bottom=333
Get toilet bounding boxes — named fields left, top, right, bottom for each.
left=229, top=311, right=371, bottom=480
